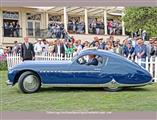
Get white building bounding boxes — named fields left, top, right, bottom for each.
left=0, top=6, right=126, bottom=47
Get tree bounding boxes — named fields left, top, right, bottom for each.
left=123, top=7, right=157, bottom=37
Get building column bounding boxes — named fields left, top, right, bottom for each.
left=43, top=12, right=49, bottom=29
left=122, top=10, right=125, bottom=35
left=21, top=12, right=27, bottom=37
left=0, top=10, right=3, bottom=47
left=104, top=9, right=108, bottom=35
left=45, top=12, right=49, bottom=29
left=63, top=7, right=68, bottom=32
left=84, top=8, right=88, bottom=34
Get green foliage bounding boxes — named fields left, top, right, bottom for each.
left=123, top=7, right=157, bottom=37
left=0, top=60, right=7, bottom=71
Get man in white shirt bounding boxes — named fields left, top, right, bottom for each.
left=41, top=39, right=49, bottom=55
left=34, top=39, right=43, bottom=55
left=76, top=40, right=83, bottom=54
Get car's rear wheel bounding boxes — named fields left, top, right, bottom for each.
left=18, top=71, right=41, bottom=93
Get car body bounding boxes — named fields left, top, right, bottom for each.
left=7, top=49, right=153, bottom=93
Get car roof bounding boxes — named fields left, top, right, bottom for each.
left=79, top=49, right=131, bottom=62
left=79, top=49, right=125, bottom=60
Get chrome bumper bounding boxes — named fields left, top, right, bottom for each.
left=6, top=80, right=13, bottom=86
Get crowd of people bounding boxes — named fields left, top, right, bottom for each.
left=47, top=22, right=65, bottom=39
left=2, top=19, right=123, bottom=39
left=68, top=20, right=85, bottom=34
left=133, top=29, right=148, bottom=41
left=3, top=21, right=21, bottom=37
left=107, top=19, right=122, bottom=35
left=68, top=18, right=122, bottom=35
left=1, top=35, right=157, bottom=62
left=89, top=19, right=104, bottom=35
left=37, top=18, right=123, bottom=39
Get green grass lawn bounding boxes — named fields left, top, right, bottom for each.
left=1, top=71, right=157, bottom=112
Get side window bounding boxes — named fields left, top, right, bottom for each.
left=77, top=54, right=104, bottom=66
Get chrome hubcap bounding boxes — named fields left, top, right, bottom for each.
left=23, top=75, right=39, bottom=92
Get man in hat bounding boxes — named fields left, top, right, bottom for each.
left=34, top=38, right=43, bottom=55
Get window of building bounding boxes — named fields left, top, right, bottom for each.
left=3, top=11, right=21, bottom=37
left=48, top=15, right=61, bottom=22
left=26, top=13, right=41, bottom=37
left=27, top=13, right=41, bottom=20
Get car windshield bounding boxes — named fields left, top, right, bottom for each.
left=71, top=55, right=78, bottom=62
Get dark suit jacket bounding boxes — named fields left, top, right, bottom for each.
left=86, top=58, right=98, bottom=66
left=20, top=42, right=35, bottom=60
left=89, top=41, right=96, bottom=47
left=53, top=45, right=65, bottom=54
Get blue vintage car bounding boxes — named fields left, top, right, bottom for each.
left=7, top=49, right=153, bottom=93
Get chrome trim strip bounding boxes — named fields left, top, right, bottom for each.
left=62, top=71, right=100, bottom=73
left=41, top=80, right=153, bottom=88
left=39, top=71, right=100, bottom=73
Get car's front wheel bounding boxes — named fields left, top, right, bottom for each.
left=18, top=71, right=41, bottom=93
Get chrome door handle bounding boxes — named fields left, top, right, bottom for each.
left=94, top=68, right=101, bottom=71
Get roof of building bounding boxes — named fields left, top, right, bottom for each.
left=24, top=6, right=124, bottom=16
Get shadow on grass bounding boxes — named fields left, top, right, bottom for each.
left=40, top=87, right=103, bottom=92
left=39, top=86, right=152, bottom=93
